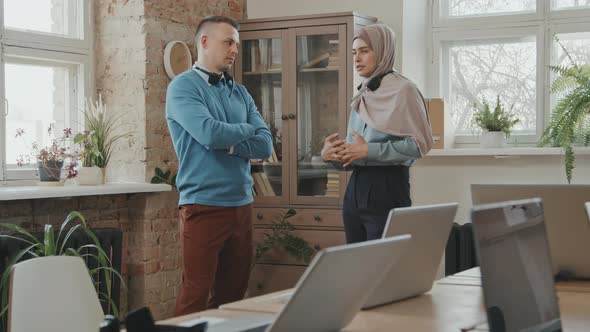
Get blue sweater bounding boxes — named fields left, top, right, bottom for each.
left=166, top=70, right=272, bottom=206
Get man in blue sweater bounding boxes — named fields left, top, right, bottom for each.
left=166, top=15, right=272, bottom=316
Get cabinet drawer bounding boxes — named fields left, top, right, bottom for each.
left=248, top=264, right=306, bottom=298
left=253, top=208, right=343, bottom=228
left=254, top=229, right=345, bottom=265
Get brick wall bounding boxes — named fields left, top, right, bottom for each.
left=0, top=0, right=246, bottom=322
left=94, top=0, right=148, bottom=184
left=1, top=194, right=134, bottom=317
left=89, top=0, right=243, bottom=320
left=0, top=190, right=182, bottom=319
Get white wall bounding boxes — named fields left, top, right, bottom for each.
left=401, top=0, right=429, bottom=90
left=411, top=154, right=590, bottom=224
left=247, top=1, right=590, bottom=225
left=247, top=0, right=405, bottom=72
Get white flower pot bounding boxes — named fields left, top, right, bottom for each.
left=480, top=131, right=506, bottom=148
left=77, top=166, right=104, bottom=185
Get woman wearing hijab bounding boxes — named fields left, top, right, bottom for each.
left=321, top=24, right=433, bottom=244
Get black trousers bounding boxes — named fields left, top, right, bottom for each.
left=342, top=165, right=411, bottom=244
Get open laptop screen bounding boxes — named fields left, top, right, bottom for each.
left=470, top=184, right=590, bottom=279
left=471, top=198, right=562, bottom=332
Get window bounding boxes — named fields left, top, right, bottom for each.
left=442, top=0, right=536, bottom=18
left=431, top=0, right=590, bottom=145
left=1, top=0, right=91, bottom=180
left=552, top=0, right=590, bottom=10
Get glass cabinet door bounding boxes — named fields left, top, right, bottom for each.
left=237, top=31, right=289, bottom=204
left=290, top=25, right=347, bottom=205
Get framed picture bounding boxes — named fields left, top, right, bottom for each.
left=164, top=40, right=192, bottom=79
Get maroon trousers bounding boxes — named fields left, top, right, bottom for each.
left=174, top=203, right=253, bottom=316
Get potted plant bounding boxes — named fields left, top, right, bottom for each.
left=75, top=95, right=132, bottom=185
left=15, top=126, right=79, bottom=183
left=472, top=96, right=520, bottom=148
left=74, top=129, right=103, bottom=185
left=0, top=211, right=124, bottom=330
left=250, top=209, right=317, bottom=292
left=538, top=46, right=590, bottom=183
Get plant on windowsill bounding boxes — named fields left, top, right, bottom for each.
left=472, top=96, right=520, bottom=148
left=75, top=95, right=133, bottom=185
left=538, top=40, right=590, bottom=183
left=15, top=126, right=79, bottom=184
left=0, top=211, right=125, bottom=331
left=251, top=209, right=317, bottom=292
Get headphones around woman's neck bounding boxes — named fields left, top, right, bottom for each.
left=357, top=70, right=395, bottom=91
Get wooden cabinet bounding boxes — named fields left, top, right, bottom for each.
left=236, top=12, right=377, bottom=296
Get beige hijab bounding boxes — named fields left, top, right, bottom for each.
left=352, top=24, right=433, bottom=156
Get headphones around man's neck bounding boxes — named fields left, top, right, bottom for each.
left=193, top=63, right=235, bottom=97
left=193, top=65, right=233, bottom=85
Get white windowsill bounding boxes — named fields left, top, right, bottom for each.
left=0, top=183, right=173, bottom=201
left=426, top=147, right=590, bottom=157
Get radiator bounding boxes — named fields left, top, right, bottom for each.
left=0, top=228, right=122, bottom=317
left=445, top=222, right=479, bottom=276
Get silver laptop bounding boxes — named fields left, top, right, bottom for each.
left=471, top=184, right=590, bottom=279
left=585, top=202, right=590, bottom=223
left=362, top=203, right=458, bottom=309
left=205, top=235, right=412, bottom=332
left=472, top=198, right=562, bottom=332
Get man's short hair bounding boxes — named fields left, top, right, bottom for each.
left=195, top=16, right=239, bottom=48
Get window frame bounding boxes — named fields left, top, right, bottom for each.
left=0, top=0, right=92, bottom=181
left=432, top=26, right=545, bottom=144
left=430, top=0, right=590, bottom=146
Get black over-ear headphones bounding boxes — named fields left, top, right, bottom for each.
left=357, top=70, right=395, bottom=91
left=192, top=64, right=236, bottom=96
left=193, top=65, right=233, bottom=85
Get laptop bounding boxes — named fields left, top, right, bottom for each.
left=471, top=184, right=590, bottom=279
left=362, top=202, right=458, bottom=309
left=203, top=235, right=412, bottom=332
left=471, top=198, right=562, bottom=332
left=586, top=202, right=590, bottom=223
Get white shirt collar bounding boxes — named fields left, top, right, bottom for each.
left=192, top=62, right=226, bottom=86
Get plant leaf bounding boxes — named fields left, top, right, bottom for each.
left=0, top=223, right=39, bottom=244
left=43, top=224, right=56, bottom=256
left=155, top=167, right=165, bottom=178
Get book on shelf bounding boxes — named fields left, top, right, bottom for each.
left=327, top=39, right=340, bottom=69
left=252, top=172, right=276, bottom=196
left=301, top=52, right=330, bottom=69
left=264, top=145, right=279, bottom=163
left=324, top=170, right=340, bottom=197
left=271, top=147, right=279, bottom=163
left=252, top=172, right=268, bottom=196
left=260, top=172, right=275, bottom=196
left=327, top=55, right=339, bottom=68
left=272, top=84, right=282, bottom=118
left=252, top=172, right=264, bottom=196
left=328, top=39, right=339, bottom=49
left=250, top=42, right=261, bottom=72
left=269, top=39, right=282, bottom=71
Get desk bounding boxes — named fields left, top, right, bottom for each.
left=162, top=272, right=590, bottom=332
left=157, top=309, right=273, bottom=326
left=436, top=267, right=590, bottom=293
